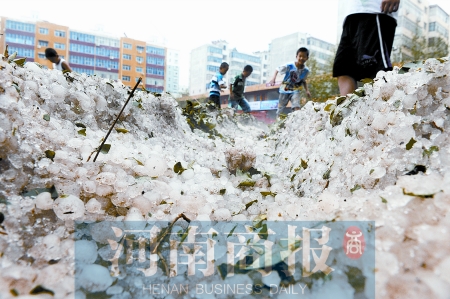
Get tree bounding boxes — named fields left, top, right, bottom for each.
left=403, top=27, right=449, bottom=62
left=303, top=50, right=339, bottom=103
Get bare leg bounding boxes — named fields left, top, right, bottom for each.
left=338, top=75, right=357, bottom=96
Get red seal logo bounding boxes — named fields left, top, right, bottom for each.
left=343, top=226, right=365, bottom=259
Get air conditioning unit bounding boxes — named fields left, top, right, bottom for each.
left=110, top=56, right=114, bottom=59
left=37, top=45, right=41, bottom=49
left=138, top=50, right=142, bottom=53
left=107, top=67, right=111, bottom=70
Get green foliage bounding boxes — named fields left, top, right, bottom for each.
left=43, top=114, right=50, bottom=121
left=45, top=150, right=55, bottom=161
left=173, top=162, right=186, bottom=174
left=423, top=146, right=439, bottom=157
left=393, top=27, right=449, bottom=63
left=100, top=144, right=111, bottom=154
left=115, top=128, right=128, bottom=133
left=181, top=100, right=224, bottom=140
left=406, top=138, right=417, bottom=150
left=305, top=53, right=339, bottom=102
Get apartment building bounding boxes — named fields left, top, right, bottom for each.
left=69, top=30, right=120, bottom=80
left=253, top=50, right=270, bottom=84
left=0, top=16, right=176, bottom=93
left=165, top=48, right=180, bottom=97
left=189, top=40, right=262, bottom=95
left=428, top=4, right=450, bottom=48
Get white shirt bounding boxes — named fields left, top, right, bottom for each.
left=53, top=58, right=66, bottom=71
left=341, top=0, right=399, bottom=23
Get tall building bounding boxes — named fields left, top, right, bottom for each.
left=428, top=5, right=450, bottom=50
left=267, top=32, right=335, bottom=77
left=0, top=16, right=170, bottom=92
left=69, top=30, right=120, bottom=80
left=189, top=40, right=262, bottom=95
left=336, top=0, right=450, bottom=63
left=393, top=0, right=431, bottom=61
left=165, top=48, right=180, bottom=97
left=253, top=50, right=270, bottom=84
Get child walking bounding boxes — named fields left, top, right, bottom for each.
left=268, top=47, right=311, bottom=116
left=208, top=62, right=229, bottom=109
left=229, top=65, right=253, bottom=113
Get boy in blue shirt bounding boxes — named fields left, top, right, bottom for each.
left=209, top=62, right=229, bottom=109
left=268, top=47, right=311, bottom=116
left=229, top=65, right=253, bottom=113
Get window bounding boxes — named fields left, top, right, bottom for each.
left=96, top=37, right=120, bottom=47
left=136, top=66, right=143, bottom=73
left=429, top=22, right=436, bottom=32
left=5, top=33, right=34, bottom=45
left=230, top=51, right=260, bottom=63
left=207, top=65, right=220, bottom=72
left=123, top=65, right=131, bottom=70
left=96, top=47, right=119, bottom=58
left=429, top=37, right=437, bottom=46
left=136, top=56, right=143, bottom=63
left=70, top=55, right=94, bottom=66
left=123, top=54, right=131, bottom=60
left=146, top=67, right=164, bottom=76
left=54, top=43, right=65, bottom=50
left=38, top=40, right=49, bottom=47
left=70, top=31, right=95, bottom=43
left=123, top=43, right=132, bottom=49
left=55, top=30, right=66, bottom=37
left=146, top=46, right=165, bottom=56
left=145, top=78, right=164, bottom=85
left=122, top=76, right=131, bottom=81
left=72, top=67, right=94, bottom=75
left=39, top=28, right=49, bottom=35
left=70, top=43, right=94, bottom=54
left=8, top=46, right=34, bottom=58
left=38, top=52, right=46, bottom=59
left=137, top=46, right=145, bottom=53
left=6, top=20, right=35, bottom=32
left=146, top=56, right=164, bottom=65
left=135, top=77, right=141, bottom=82
left=208, top=46, right=222, bottom=54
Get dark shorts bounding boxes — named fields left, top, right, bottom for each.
left=209, top=94, right=220, bottom=109
left=333, top=13, right=397, bottom=81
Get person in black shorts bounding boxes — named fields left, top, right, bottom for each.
left=333, top=0, right=400, bottom=95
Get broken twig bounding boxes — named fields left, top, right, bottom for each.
left=92, top=78, right=142, bottom=162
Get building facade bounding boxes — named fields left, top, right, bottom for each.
left=253, top=50, right=270, bottom=84
left=428, top=4, right=450, bottom=50
left=189, top=40, right=262, bottom=95
left=165, top=48, right=180, bottom=97
left=0, top=16, right=176, bottom=93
